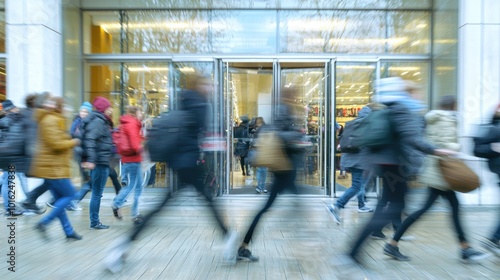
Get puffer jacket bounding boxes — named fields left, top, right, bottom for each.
left=120, top=114, right=144, bottom=163
left=418, top=110, right=460, bottom=190
left=340, top=106, right=372, bottom=170
left=367, top=102, right=436, bottom=178
left=170, top=89, right=207, bottom=169
left=29, top=109, right=78, bottom=178
left=0, top=112, right=29, bottom=173
left=81, top=111, right=113, bottom=165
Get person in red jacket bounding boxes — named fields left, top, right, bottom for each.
left=111, top=106, right=145, bottom=224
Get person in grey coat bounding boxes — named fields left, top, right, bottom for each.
left=327, top=106, right=373, bottom=224
left=348, top=77, right=455, bottom=263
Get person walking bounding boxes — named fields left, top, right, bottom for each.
left=481, top=104, right=500, bottom=257
left=31, top=96, right=82, bottom=241
left=234, top=116, right=251, bottom=176
left=104, top=75, right=236, bottom=273
left=383, top=95, right=490, bottom=263
left=81, top=96, right=114, bottom=230
left=252, top=117, right=268, bottom=193
left=235, top=86, right=305, bottom=262
left=111, top=106, right=145, bottom=224
left=327, top=106, right=373, bottom=223
left=347, top=77, right=455, bottom=263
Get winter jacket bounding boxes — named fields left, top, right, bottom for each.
left=21, top=107, right=38, bottom=159
left=367, top=102, right=436, bottom=178
left=0, top=112, right=29, bottom=173
left=120, top=114, right=144, bottom=163
left=487, top=117, right=500, bottom=175
left=418, top=110, right=460, bottom=190
left=70, top=115, right=84, bottom=139
left=170, top=89, right=207, bottom=169
left=340, top=106, right=371, bottom=170
left=81, top=111, right=113, bottom=166
left=29, top=109, right=78, bottom=178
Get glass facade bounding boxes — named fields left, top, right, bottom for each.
left=75, top=2, right=455, bottom=196
left=0, top=0, right=5, bottom=102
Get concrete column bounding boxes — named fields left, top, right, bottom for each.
left=6, top=0, right=62, bottom=107
left=458, top=0, right=500, bottom=204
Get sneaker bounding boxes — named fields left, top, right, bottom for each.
left=461, top=247, right=490, bottom=263
left=90, top=223, right=110, bottom=230
left=46, top=201, right=55, bottom=208
left=481, top=239, right=500, bottom=257
left=255, top=188, right=262, bottom=194
left=383, top=243, right=410, bottom=261
left=400, top=235, right=416, bottom=241
left=237, top=247, right=259, bottom=262
left=66, top=232, right=83, bottom=241
left=357, top=206, right=373, bottom=213
left=223, top=230, right=238, bottom=263
left=112, top=206, right=123, bottom=220
left=104, top=237, right=131, bottom=274
left=5, top=208, right=24, bottom=217
left=326, top=204, right=341, bottom=224
left=370, top=231, right=387, bottom=240
left=22, top=202, right=47, bottom=214
left=66, top=201, right=82, bottom=211
left=132, top=215, right=144, bottom=226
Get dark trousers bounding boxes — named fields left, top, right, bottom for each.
left=240, top=156, right=249, bottom=175
left=109, top=167, right=122, bottom=194
left=393, top=187, right=466, bottom=243
left=350, top=165, right=407, bottom=256
left=129, top=165, right=228, bottom=241
left=24, top=181, right=49, bottom=204
left=242, top=169, right=296, bottom=245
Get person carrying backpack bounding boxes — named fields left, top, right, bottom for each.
left=347, top=77, right=456, bottom=263
left=111, top=106, right=145, bottom=224
left=480, top=104, right=500, bottom=257
left=1, top=99, right=30, bottom=216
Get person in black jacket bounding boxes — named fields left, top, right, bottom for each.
left=234, top=116, right=251, bottom=176
left=348, top=77, right=455, bottom=263
left=1, top=100, right=30, bottom=216
left=105, top=75, right=236, bottom=273
left=81, top=96, right=114, bottom=230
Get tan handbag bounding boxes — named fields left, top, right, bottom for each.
left=252, top=131, right=292, bottom=172
left=438, top=157, right=480, bottom=193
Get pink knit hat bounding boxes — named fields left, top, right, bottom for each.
left=93, top=97, right=111, bottom=113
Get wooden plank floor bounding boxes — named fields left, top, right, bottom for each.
left=0, top=188, right=498, bottom=279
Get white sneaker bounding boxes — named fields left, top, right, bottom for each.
left=223, top=230, right=238, bottom=263
left=104, top=237, right=131, bottom=274
left=400, top=235, right=416, bottom=241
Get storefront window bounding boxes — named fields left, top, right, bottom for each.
left=0, top=60, right=5, bottom=102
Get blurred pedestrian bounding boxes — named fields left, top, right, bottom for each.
left=348, top=77, right=455, bottom=263
left=31, top=96, right=82, bottom=241
left=104, top=75, right=236, bottom=273
left=234, top=116, right=251, bottom=176
left=111, top=106, right=145, bottom=224
left=384, top=95, right=489, bottom=263
left=81, top=96, right=114, bottom=230
left=253, top=117, right=268, bottom=193
left=235, top=86, right=305, bottom=262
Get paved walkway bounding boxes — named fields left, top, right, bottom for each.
left=0, top=188, right=498, bottom=279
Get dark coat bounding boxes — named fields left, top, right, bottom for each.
left=367, top=102, right=435, bottom=178
left=81, top=111, right=113, bottom=165
left=487, top=117, right=500, bottom=175
left=0, top=112, right=29, bottom=173
left=170, top=89, right=207, bottom=170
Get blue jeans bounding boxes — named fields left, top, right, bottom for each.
left=89, top=165, right=109, bottom=227
left=256, top=167, right=268, bottom=190
left=2, top=171, right=29, bottom=210
left=39, top=179, right=76, bottom=236
left=74, top=182, right=91, bottom=202
left=335, top=167, right=366, bottom=209
left=113, top=162, right=143, bottom=217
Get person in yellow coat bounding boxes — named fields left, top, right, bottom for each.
left=30, top=96, right=82, bottom=241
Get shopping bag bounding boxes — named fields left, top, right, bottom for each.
left=438, top=157, right=480, bottom=193
left=252, top=131, right=292, bottom=172
left=418, top=155, right=450, bottom=191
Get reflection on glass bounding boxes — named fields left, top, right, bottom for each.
left=380, top=61, right=430, bottom=105
left=387, top=12, right=431, bottom=54
left=0, top=60, right=5, bottom=102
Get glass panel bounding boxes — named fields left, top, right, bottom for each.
left=83, top=11, right=120, bottom=54
left=380, top=61, right=430, bottom=106
left=334, top=63, right=376, bottom=194
left=211, top=10, right=276, bottom=53
left=281, top=0, right=431, bottom=9
left=280, top=10, right=387, bottom=54
left=0, top=11, right=5, bottom=53
left=63, top=1, right=82, bottom=111
left=0, top=60, right=5, bottom=102
left=281, top=64, right=326, bottom=193
left=387, top=11, right=431, bottom=54
left=224, top=62, right=273, bottom=194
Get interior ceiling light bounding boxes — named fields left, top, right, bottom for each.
left=128, top=66, right=169, bottom=72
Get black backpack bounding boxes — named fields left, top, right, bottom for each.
left=473, top=124, right=499, bottom=159
left=145, top=110, right=193, bottom=163
left=338, top=119, right=361, bottom=153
